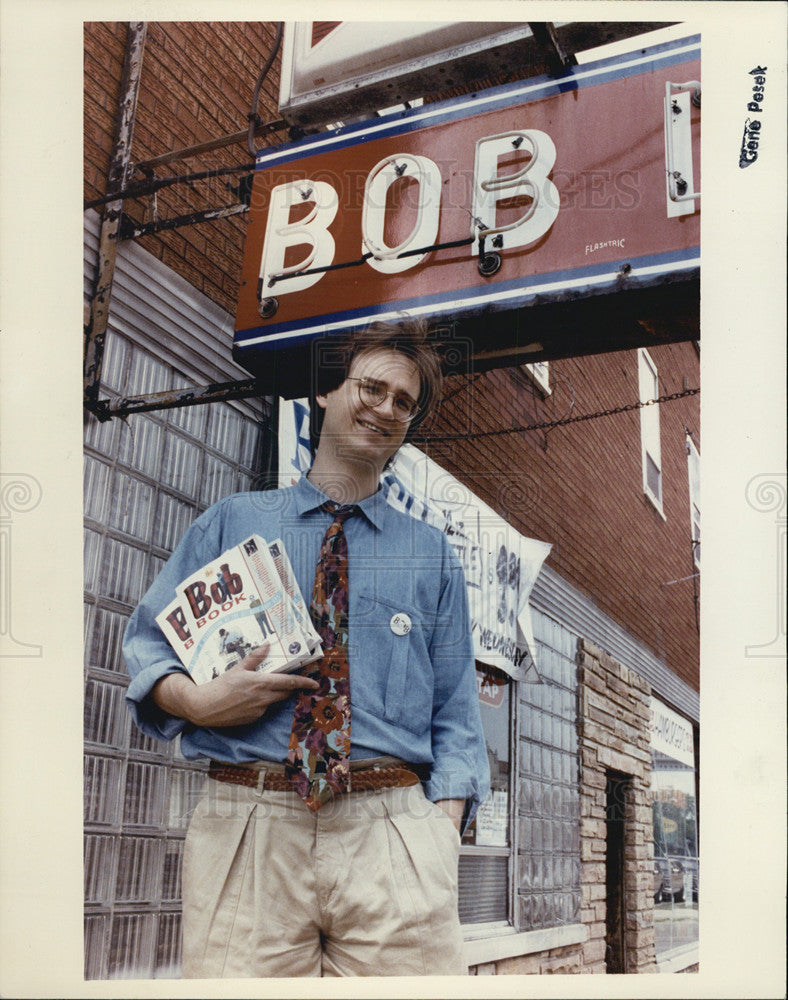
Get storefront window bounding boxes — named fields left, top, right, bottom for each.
left=459, top=609, right=582, bottom=933
left=459, top=664, right=512, bottom=925
left=650, top=698, right=699, bottom=967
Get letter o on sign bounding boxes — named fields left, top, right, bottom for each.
left=362, top=154, right=442, bottom=274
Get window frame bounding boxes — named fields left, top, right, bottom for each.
left=686, top=434, right=700, bottom=569
left=459, top=663, right=517, bottom=932
left=460, top=609, right=583, bottom=947
left=638, top=348, right=665, bottom=516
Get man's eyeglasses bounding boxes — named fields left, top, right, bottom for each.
left=346, top=377, right=421, bottom=423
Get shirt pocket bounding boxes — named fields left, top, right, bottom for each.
left=353, top=593, right=433, bottom=735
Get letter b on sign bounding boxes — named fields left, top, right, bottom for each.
left=259, top=181, right=338, bottom=295
left=472, top=130, right=559, bottom=250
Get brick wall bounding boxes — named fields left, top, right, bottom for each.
left=84, top=21, right=288, bottom=314
left=577, top=637, right=657, bottom=974
left=432, top=342, right=700, bottom=694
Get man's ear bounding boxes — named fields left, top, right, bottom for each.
left=315, top=393, right=328, bottom=411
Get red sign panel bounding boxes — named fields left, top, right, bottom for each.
left=235, top=34, right=700, bottom=369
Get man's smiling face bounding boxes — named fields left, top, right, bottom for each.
left=316, top=348, right=422, bottom=470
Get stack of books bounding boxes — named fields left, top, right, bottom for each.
left=156, top=535, right=321, bottom=684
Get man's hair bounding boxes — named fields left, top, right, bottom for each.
left=310, top=317, right=444, bottom=454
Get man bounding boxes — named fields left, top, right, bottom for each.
left=213, top=628, right=252, bottom=677
left=123, top=318, right=490, bottom=977
left=220, top=627, right=250, bottom=659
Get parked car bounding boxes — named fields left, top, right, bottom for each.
left=654, top=856, right=685, bottom=902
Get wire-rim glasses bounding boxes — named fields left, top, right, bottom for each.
left=346, top=377, right=421, bottom=422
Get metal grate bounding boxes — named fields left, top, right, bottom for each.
left=459, top=855, right=509, bottom=924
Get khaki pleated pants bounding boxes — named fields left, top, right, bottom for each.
left=181, top=773, right=467, bottom=978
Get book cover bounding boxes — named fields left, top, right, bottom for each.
left=156, top=534, right=319, bottom=683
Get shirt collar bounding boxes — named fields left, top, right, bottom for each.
left=294, top=474, right=388, bottom=531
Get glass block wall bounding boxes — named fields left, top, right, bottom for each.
left=517, top=609, right=581, bottom=929
left=83, top=329, right=265, bottom=979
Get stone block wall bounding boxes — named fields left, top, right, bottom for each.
left=577, top=637, right=657, bottom=973
left=490, top=943, right=583, bottom=975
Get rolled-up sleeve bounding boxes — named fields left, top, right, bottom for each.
left=423, top=537, right=491, bottom=830
left=123, top=500, right=227, bottom=740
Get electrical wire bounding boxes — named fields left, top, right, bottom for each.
left=415, top=387, right=700, bottom=444
left=266, top=236, right=475, bottom=287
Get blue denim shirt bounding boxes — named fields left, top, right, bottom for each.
left=123, top=476, right=490, bottom=822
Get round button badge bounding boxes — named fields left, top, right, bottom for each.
left=389, top=613, right=412, bottom=636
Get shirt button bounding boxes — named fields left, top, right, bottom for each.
left=390, top=613, right=412, bottom=636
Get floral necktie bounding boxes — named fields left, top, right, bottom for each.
left=286, top=503, right=356, bottom=809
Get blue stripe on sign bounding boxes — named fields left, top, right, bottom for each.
left=235, top=248, right=700, bottom=351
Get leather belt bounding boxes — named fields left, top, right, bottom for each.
left=208, top=759, right=423, bottom=793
